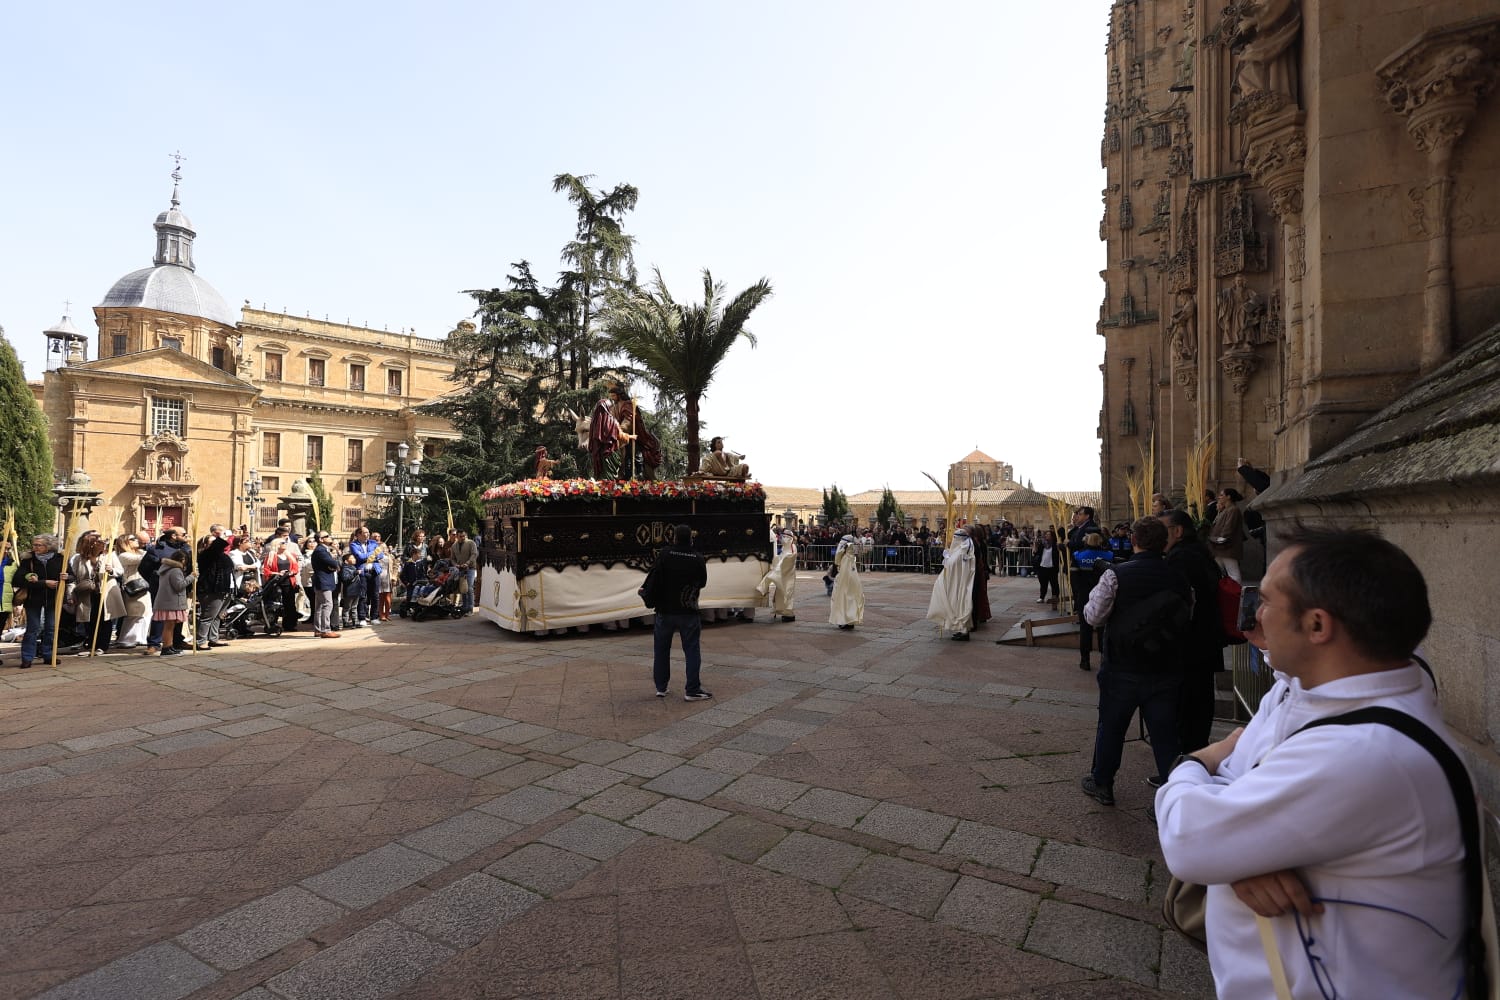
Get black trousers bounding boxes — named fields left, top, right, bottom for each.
left=1036, top=565, right=1059, bottom=599
left=1177, top=661, right=1220, bottom=753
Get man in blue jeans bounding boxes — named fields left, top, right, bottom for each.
left=650, top=524, right=711, bottom=701
left=1079, top=516, right=1192, bottom=806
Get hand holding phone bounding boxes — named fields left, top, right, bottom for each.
left=1237, top=584, right=1261, bottom=633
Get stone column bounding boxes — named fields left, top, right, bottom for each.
left=53, top=471, right=105, bottom=538
left=1377, top=17, right=1500, bottom=375
left=280, top=480, right=317, bottom=540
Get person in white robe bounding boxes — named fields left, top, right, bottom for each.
left=828, top=533, right=873, bottom=630
left=700, top=437, right=750, bottom=479
left=757, top=527, right=797, bottom=622
left=926, top=528, right=975, bottom=640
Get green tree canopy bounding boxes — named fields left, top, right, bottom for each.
left=0, top=325, right=56, bottom=539
left=874, top=486, right=905, bottom=528
left=605, top=268, right=773, bottom=473
left=822, top=485, right=851, bottom=523
left=305, top=467, right=336, bottom=537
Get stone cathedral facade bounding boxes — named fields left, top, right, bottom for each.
left=1097, top=0, right=1500, bottom=807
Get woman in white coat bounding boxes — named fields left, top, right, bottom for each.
left=111, top=534, right=151, bottom=648
left=828, top=533, right=873, bottom=630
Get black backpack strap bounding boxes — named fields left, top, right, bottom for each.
left=1294, top=707, right=1487, bottom=998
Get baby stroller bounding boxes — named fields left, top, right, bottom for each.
left=399, top=559, right=466, bottom=621
left=222, top=574, right=287, bottom=637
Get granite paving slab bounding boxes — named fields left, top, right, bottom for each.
left=642, top=763, right=735, bottom=801
left=626, top=799, right=731, bottom=841
left=485, top=843, right=599, bottom=896
left=176, top=886, right=345, bottom=971
left=264, top=919, right=452, bottom=1000
left=756, top=832, right=869, bottom=888
left=393, top=872, right=542, bottom=948
left=1024, top=898, right=1162, bottom=987
left=782, top=787, right=878, bottom=828
left=539, top=813, right=646, bottom=861
left=301, top=843, right=448, bottom=909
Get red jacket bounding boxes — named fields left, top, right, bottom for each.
left=262, top=548, right=300, bottom=581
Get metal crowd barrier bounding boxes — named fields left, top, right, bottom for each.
left=795, top=543, right=943, bottom=574
left=1230, top=641, right=1274, bottom=720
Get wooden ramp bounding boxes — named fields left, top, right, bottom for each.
left=997, top=613, right=1082, bottom=648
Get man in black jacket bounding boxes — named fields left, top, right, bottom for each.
left=195, top=525, right=235, bottom=650
left=1080, top=517, right=1192, bottom=806
left=1161, top=508, right=1225, bottom=755
left=650, top=524, right=711, bottom=701
left=311, top=533, right=342, bottom=638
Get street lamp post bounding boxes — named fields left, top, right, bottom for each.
left=375, top=441, right=428, bottom=551
left=237, top=469, right=263, bottom=534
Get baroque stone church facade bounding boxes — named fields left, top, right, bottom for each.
left=1097, top=1, right=1500, bottom=813
left=37, top=173, right=461, bottom=536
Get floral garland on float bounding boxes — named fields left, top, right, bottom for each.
left=482, top=478, right=766, bottom=504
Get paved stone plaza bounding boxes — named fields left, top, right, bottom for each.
left=1, top=573, right=1216, bottom=999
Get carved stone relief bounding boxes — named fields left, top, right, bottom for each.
left=1214, top=179, right=1268, bottom=276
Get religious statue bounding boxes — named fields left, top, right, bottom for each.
left=534, top=446, right=558, bottom=479
left=700, top=437, right=750, bottom=480
left=1232, top=0, right=1302, bottom=114
left=587, top=384, right=635, bottom=479
left=1217, top=275, right=1266, bottom=349
left=612, top=388, right=661, bottom=481
left=156, top=453, right=176, bottom=481
left=1168, top=292, right=1198, bottom=362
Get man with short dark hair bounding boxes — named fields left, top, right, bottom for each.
left=311, top=533, right=342, bottom=638
left=449, top=528, right=478, bottom=615
left=1157, top=527, right=1465, bottom=999
left=1161, top=508, right=1225, bottom=755
left=650, top=524, right=710, bottom=701
left=1080, top=516, right=1191, bottom=806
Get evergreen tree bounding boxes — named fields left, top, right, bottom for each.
left=874, top=486, right=905, bottom=528
left=822, top=484, right=851, bottom=523
left=0, top=325, right=56, bottom=538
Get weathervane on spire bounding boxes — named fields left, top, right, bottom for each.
left=169, top=150, right=187, bottom=205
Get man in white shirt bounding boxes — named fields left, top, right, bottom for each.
left=1156, top=526, right=1465, bottom=999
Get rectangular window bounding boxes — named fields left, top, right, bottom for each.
left=308, top=358, right=325, bottom=386
left=265, top=353, right=283, bottom=382
left=306, top=435, right=324, bottom=469
left=262, top=432, right=281, bottom=467
left=342, top=509, right=364, bottom=532
left=347, top=438, right=364, bottom=472
left=112, top=334, right=128, bottom=357
left=386, top=369, right=402, bottom=395
left=150, top=397, right=186, bottom=436
left=162, top=336, right=183, bottom=352
left=212, top=346, right=227, bottom=371
left=349, top=364, right=366, bottom=391
left=423, top=441, right=441, bottom=460
left=260, top=475, right=280, bottom=492
left=345, top=479, right=363, bottom=494
left=385, top=441, right=401, bottom=464
left=259, top=508, right=280, bottom=531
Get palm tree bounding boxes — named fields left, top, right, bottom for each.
left=607, top=269, right=773, bottom=474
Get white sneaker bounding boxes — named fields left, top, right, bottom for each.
left=357, top=620, right=369, bottom=627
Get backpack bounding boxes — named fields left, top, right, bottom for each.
left=1109, top=587, right=1192, bottom=659
left=1218, top=575, right=1248, bottom=645
left=637, top=561, right=661, bottom=610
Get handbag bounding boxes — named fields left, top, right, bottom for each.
left=1162, top=876, right=1208, bottom=951
left=123, top=577, right=150, bottom=598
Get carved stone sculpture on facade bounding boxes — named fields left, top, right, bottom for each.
left=1230, top=0, right=1302, bottom=122
left=1218, top=275, right=1266, bottom=349
left=1168, top=292, right=1198, bottom=362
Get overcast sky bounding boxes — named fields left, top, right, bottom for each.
left=2, top=0, right=1111, bottom=493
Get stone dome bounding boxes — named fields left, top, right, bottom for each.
left=98, top=169, right=237, bottom=328
left=100, top=265, right=237, bottom=327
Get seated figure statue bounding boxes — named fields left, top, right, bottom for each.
left=700, top=436, right=750, bottom=479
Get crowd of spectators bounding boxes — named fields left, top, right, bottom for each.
left=1, top=517, right=475, bottom=666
